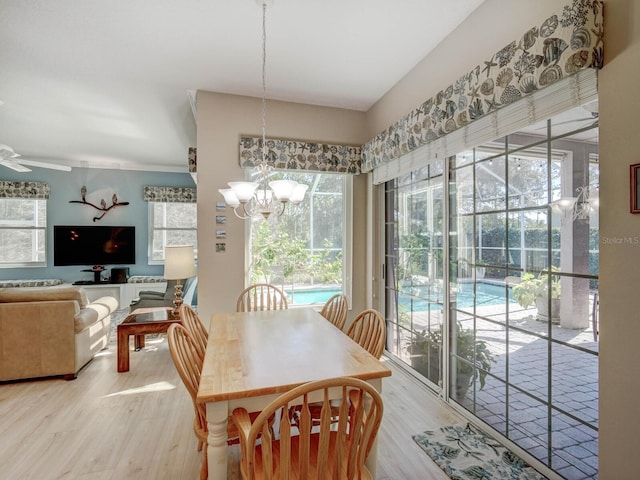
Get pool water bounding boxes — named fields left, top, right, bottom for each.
left=398, top=282, right=514, bottom=311
left=287, top=282, right=514, bottom=310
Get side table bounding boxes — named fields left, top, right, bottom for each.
left=117, top=307, right=180, bottom=372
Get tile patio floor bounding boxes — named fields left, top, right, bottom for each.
left=396, top=299, right=599, bottom=480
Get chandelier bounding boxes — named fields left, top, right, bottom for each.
left=218, top=0, right=307, bottom=220
left=550, top=184, right=599, bottom=222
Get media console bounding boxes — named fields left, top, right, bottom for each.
left=66, top=280, right=167, bottom=309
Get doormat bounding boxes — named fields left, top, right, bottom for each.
left=412, top=423, right=547, bottom=480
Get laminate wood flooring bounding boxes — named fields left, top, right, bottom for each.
left=0, top=330, right=463, bottom=479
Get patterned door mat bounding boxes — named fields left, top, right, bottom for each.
left=412, top=423, right=547, bottom=480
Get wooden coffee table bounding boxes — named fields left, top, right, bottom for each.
left=117, top=307, right=180, bottom=372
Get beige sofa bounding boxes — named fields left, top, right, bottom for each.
left=0, top=285, right=118, bottom=381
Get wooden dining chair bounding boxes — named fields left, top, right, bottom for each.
left=236, top=283, right=288, bottom=312
left=167, top=324, right=270, bottom=479
left=232, top=376, right=384, bottom=480
left=346, top=309, right=386, bottom=359
left=320, top=293, right=348, bottom=331
left=179, top=304, right=208, bottom=359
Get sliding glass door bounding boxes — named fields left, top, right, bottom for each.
left=384, top=103, right=599, bottom=480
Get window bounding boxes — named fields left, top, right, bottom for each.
left=0, top=198, right=47, bottom=267
left=148, top=202, right=197, bottom=263
left=248, top=172, right=352, bottom=307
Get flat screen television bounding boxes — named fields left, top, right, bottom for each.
left=54, top=225, right=136, bottom=266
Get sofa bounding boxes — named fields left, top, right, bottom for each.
left=0, top=285, right=118, bottom=381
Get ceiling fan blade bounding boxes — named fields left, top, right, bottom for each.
left=0, top=144, right=20, bottom=161
left=536, top=117, right=598, bottom=130
left=17, top=159, right=72, bottom=172
left=0, top=159, right=32, bottom=172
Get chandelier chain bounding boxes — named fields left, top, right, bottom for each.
left=261, top=2, right=267, bottom=165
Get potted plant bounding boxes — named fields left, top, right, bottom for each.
left=512, top=267, right=561, bottom=323
left=407, top=323, right=496, bottom=400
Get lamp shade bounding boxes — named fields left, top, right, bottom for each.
left=164, top=245, right=196, bottom=280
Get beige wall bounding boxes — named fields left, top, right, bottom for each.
left=364, top=0, right=639, bottom=477
left=196, top=0, right=638, bottom=475
left=196, top=92, right=368, bottom=323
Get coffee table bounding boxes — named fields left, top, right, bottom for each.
left=117, top=307, right=180, bottom=372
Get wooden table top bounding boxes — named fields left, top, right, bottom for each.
left=197, top=308, right=391, bottom=403
left=121, top=307, right=179, bottom=325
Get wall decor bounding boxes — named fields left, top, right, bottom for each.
left=216, top=243, right=226, bottom=253
left=630, top=164, right=640, bottom=214
left=216, top=215, right=226, bottom=225
left=69, top=186, right=129, bottom=221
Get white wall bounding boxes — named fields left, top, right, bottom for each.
left=365, top=0, right=639, bottom=477
left=196, top=92, right=368, bottom=323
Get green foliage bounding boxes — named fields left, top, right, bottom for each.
left=407, top=323, right=495, bottom=391
left=512, top=267, right=561, bottom=309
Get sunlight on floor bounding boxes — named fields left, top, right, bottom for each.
left=102, top=381, right=177, bottom=397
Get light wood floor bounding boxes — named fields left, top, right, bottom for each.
left=0, top=332, right=464, bottom=479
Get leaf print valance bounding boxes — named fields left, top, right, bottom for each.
left=239, top=136, right=362, bottom=174
left=362, top=0, right=604, bottom=172
left=0, top=181, right=50, bottom=199
left=143, top=186, right=196, bottom=203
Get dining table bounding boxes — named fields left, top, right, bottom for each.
left=196, top=307, right=392, bottom=479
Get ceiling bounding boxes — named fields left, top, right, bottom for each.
left=0, top=0, right=486, bottom=173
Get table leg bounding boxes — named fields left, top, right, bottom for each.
left=206, top=401, right=230, bottom=479
left=117, top=329, right=130, bottom=372
left=134, top=334, right=145, bottom=350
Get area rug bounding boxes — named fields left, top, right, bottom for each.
left=412, top=423, right=547, bottom=480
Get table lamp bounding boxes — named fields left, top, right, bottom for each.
left=163, top=245, right=196, bottom=315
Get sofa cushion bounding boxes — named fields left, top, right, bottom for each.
left=74, top=296, right=118, bottom=333
left=0, top=285, right=89, bottom=307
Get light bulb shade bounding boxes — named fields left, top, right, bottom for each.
left=218, top=188, right=240, bottom=207
left=164, top=245, right=196, bottom=280
left=229, top=181, right=259, bottom=202
left=290, top=183, right=309, bottom=204
left=268, top=179, right=297, bottom=201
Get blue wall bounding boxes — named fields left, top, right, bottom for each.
left=0, top=166, right=195, bottom=283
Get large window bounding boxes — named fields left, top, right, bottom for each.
left=148, top=202, right=197, bottom=263
left=248, top=171, right=351, bottom=306
left=0, top=198, right=47, bottom=267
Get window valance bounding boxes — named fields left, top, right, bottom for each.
left=143, top=186, right=196, bottom=203
left=0, top=181, right=50, bottom=199
left=363, top=0, right=603, bottom=173
left=239, top=136, right=362, bottom=174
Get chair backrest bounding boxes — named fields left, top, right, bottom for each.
left=233, top=376, right=384, bottom=480
left=346, top=309, right=386, bottom=359
left=167, top=324, right=206, bottom=441
left=179, top=304, right=208, bottom=359
left=236, top=283, right=288, bottom=312
left=320, top=293, right=348, bottom=331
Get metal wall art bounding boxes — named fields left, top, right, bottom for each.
left=69, top=186, right=129, bottom=221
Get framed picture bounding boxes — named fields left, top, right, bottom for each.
left=631, top=163, right=640, bottom=213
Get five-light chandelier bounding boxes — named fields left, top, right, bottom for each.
left=218, top=0, right=307, bottom=220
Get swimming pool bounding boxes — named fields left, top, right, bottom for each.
left=286, top=281, right=514, bottom=310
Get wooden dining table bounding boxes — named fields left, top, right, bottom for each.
left=196, top=307, right=392, bottom=479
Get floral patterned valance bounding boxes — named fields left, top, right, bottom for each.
left=362, top=0, right=604, bottom=172
left=0, top=181, right=50, bottom=199
left=188, top=147, right=197, bottom=173
left=239, top=136, right=362, bottom=174
left=143, top=186, right=196, bottom=203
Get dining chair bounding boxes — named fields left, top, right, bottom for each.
left=167, top=324, right=270, bottom=480
left=346, top=309, right=386, bottom=359
left=320, top=293, right=348, bottom=331
left=236, top=283, right=288, bottom=312
left=179, top=304, right=208, bottom=359
left=232, top=376, right=384, bottom=480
